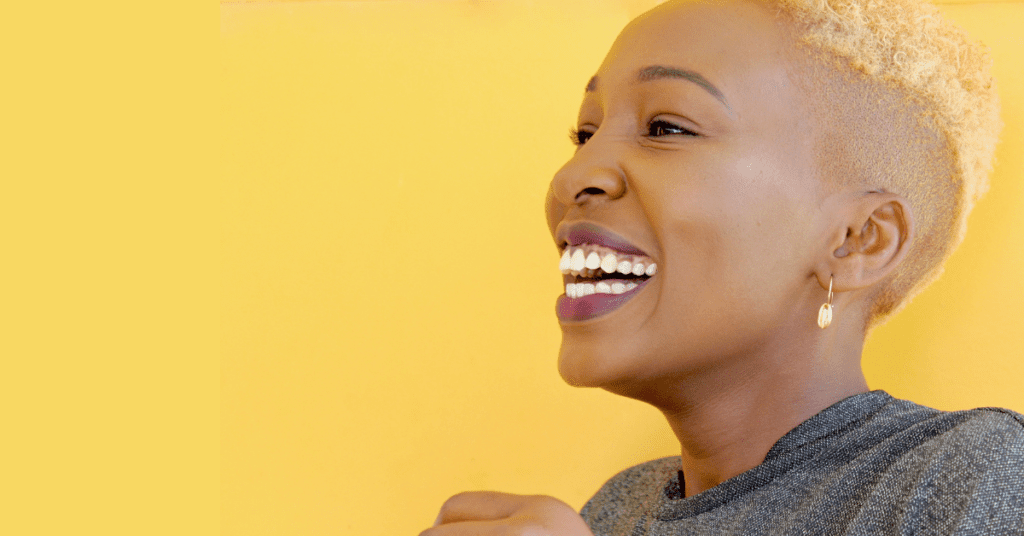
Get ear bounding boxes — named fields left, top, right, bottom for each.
left=818, top=191, right=915, bottom=293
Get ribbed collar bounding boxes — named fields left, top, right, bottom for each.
left=652, top=390, right=894, bottom=521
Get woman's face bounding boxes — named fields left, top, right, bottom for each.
left=545, top=0, right=830, bottom=392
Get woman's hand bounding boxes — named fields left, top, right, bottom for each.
left=420, top=491, right=595, bottom=536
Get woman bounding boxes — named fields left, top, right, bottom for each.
left=423, top=0, right=1022, bottom=534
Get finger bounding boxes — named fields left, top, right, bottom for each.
left=421, top=518, right=531, bottom=536
left=435, top=491, right=531, bottom=525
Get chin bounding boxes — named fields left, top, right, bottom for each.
left=556, top=333, right=640, bottom=388
left=557, top=356, right=602, bottom=388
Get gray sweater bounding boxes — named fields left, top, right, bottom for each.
left=580, top=391, right=1024, bottom=535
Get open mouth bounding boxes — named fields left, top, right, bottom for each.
left=559, top=243, right=656, bottom=297
left=556, top=243, right=656, bottom=321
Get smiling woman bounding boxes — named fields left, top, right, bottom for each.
left=220, top=0, right=1024, bottom=535
left=426, top=0, right=1024, bottom=533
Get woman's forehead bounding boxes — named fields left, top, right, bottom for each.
left=593, top=0, right=796, bottom=97
left=580, top=0, right=809, bottom=131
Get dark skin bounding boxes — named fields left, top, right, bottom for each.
left=423, top=0, right=915, bottom=533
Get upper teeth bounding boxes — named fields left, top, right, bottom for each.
left=559, top=244, right=656, bottom=278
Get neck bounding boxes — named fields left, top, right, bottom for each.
left=615, top=322, right=868, bottom=497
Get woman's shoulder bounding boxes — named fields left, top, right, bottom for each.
left=592, top=455, right=681, bottom=492
left=951, top=405, right=1024, bottom=429
left=912, top=405, right=1024, bottom=469
left=870, top=404, right=1024, bottom=531
left=888, top=402, right=1024, bottom=458
left=579, top=456, right=679, bottom=531
left=824, top=397, right=1024, bottom=484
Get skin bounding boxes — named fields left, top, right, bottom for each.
left=424, top=0, right=915, bottom=533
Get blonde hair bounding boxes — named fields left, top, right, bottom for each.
left=775, top=0, right=1002, bottom=328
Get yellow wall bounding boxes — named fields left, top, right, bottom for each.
left=220, top=1, right=1024, bottom=535
left=4, top=1, right=217, bottom=534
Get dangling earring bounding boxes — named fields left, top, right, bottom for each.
left=817, top=276, right=834, bottom=329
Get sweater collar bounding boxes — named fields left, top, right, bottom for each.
left=651, top=390, right=894, bottom=521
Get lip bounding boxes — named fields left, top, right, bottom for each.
left=555, top=278, right=652, bottom=322
left=555, top=222, right=651, bottom=258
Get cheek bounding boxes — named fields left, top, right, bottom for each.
left=709, top=173, right=818, bottom=322
left=656, top=154, right=809, bottom=300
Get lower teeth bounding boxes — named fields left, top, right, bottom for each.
left=566, top=279, right=641, bottom=298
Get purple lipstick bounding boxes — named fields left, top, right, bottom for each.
left=554, top=222, right=657, bottom=322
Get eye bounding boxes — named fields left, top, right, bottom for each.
left=647, top=119, right=697, bottom=138
left=569, top=127, right=594, bottom=147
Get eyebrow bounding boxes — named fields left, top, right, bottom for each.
left=585, top=65, right=730, bottom=110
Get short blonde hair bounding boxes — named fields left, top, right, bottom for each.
left=775, top=0, right=1002, bottom=328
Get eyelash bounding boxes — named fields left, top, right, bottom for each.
left=569, top=127, right=593, bottom=146
left=569, top=120, right=697, bottom=147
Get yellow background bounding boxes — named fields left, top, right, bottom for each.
left=4, top=0, right=217, bottom=534
left=219, top=1, right=1023, bottom=535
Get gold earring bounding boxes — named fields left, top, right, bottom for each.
left=817, top=276, right=834, bottom=329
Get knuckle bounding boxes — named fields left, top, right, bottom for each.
left=439, top=490, right=473, bottom=512
left=436, top=490, right=481, bottom=522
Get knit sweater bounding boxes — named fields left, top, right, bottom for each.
left=580, top=391, right=1024, bottom=535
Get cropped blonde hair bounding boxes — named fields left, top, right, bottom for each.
left=775, top=0, right=1002, bottom=328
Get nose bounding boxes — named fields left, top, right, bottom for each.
left=549, top=139, right=627, bottom=207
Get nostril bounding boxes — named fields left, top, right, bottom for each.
left=576, top=187, right=606, bottom=202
